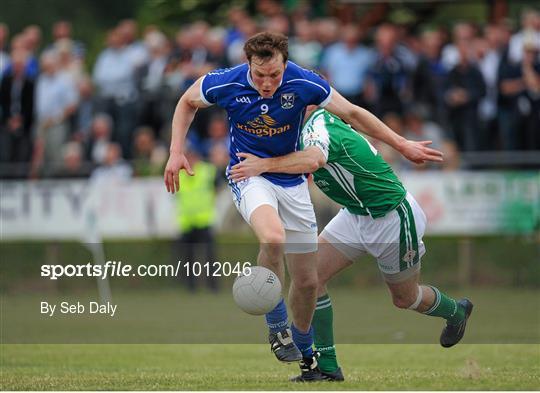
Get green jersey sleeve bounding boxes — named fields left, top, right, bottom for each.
left=301, top=109, right=406, bottom=218
left=301, top=109, right=331, bottom=160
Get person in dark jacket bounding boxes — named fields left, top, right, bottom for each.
left=0, top=49, right=35, bottom=166
left=365, top=24, right=409, bottom=117
left=521, top=38, right=540, bottom=150
left=412, top=29, right=448, bottom=128
left=444, top=37, right=486, bottom=151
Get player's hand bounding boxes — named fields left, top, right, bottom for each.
left=164, top=152, right=194, bottom=193
left=229, top=152, right=266, bottom=182
left=400, top=140, right=444, bottom=164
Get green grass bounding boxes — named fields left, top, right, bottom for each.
left=2, top=287, right=539, bottom=389
left=1, top=344, right=539, bottom=390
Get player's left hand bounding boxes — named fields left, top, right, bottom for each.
left=229, top=152, right=267, bottom=182
left=400, top=140, right=444, bottom=164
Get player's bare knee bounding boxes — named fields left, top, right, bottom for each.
left=391, top=291, right=418, bottom=309
left=294, top=275, right=318, bottom=294
left=259, top=229, right=286, bottom=246
left=258, top=228, right=285, bottom=259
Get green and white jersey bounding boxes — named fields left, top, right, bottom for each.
left=301, top=108, right=406, bottom=218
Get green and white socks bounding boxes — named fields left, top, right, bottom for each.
left=312, top=294, right=339, bottom=373
left=423, top=286, right=465, bottom=325
left=312, top=288, right=465, bottom=374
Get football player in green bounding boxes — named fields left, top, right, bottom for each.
left=230, top=107, right=473, bottom=381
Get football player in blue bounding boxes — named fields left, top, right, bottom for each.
left=164, top=32, right=443, bottom=381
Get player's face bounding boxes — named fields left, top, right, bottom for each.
left=249, top=54, right=286, bottom=98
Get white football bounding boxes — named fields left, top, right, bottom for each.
left=232, top=266, right=282, bottom=315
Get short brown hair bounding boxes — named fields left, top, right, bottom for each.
left=243, top=32, right=288, bottom=64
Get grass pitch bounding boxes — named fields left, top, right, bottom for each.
left=1, top=344, right=539, bottom=390
left=2, top=288, right=539, bottom=389
left=3, top=288, right=539, bottom=344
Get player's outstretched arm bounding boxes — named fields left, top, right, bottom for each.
left=324, top=90, right=444, bottom=164
left=229, top=147, right=326, bottom=182
left=164, top=77, right=210, bottom=193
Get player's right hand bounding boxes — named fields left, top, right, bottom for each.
left=164, top=153, right=194, bottom=193
left=400, top=140, right=444, bottom=164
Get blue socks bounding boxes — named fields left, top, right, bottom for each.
left=265, top=298, right=288, bottom=333
left=291, top=323, right=314, bottom=358
left=265, top=299, right=314, bottom=359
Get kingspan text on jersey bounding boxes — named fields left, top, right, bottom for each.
left=236, top=123, right=291, bottom=137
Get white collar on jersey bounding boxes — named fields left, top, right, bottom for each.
left=246, top=64, right=285, bottom=98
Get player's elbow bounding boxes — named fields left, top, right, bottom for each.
left=179, top=93, right=199, bottom=112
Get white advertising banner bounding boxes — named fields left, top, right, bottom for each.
left=0, top=179, right=178, bottom=240
left=400, top=171, right=539, bottom=235
left=1, top=172, right=539, bottom=240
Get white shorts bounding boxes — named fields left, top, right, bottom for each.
left=229, top=176, right=318, bottom=254
left=320, top=193, right=426, bottom=282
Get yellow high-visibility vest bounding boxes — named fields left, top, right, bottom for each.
left=176, top=161, right=216, bottom=232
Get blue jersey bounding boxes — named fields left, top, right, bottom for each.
left=200, top=61, right=332, bottom=187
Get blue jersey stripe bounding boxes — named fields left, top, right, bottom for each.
left=286, top=78, right=329, bottom=95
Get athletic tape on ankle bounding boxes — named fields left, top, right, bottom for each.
left=408, top=286, right=423, bottom=310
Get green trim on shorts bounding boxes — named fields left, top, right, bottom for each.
left=396, top=199, right=419, bottom=272
left=396, top=205, right=408, bottom=271
left=403, top=199, right=419, bottom=265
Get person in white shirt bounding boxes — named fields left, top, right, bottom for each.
left=93, top=28, right=138, bottom=103
left=30, top=50, right=78, bottom=177
left=93, top=28, right=138, bottom=159
left=441, top=22, right=477, bottom=71
left=90, top=142, right=132, bottom=183
left=320, top=24, right=375, bottom=107
left=508, top=8, right=540, bottom=64
left=476, top=23, right=509, bottom=150
left=118, top=19, right=149, bottom=68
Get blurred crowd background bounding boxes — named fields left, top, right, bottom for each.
left=1, top=0, right=539, bottom=181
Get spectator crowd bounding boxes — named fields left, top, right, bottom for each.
left=1, top=3, right=539, bottom=180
